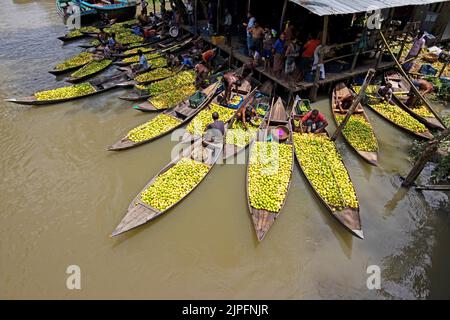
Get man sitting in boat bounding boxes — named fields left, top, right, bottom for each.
left=194, top=63, right=209, bottom=89
left=412, top=79, right=434, bottom=96
left=222, top=71, right=241, bottom=104
left=235, top=103, right=258, bottom=130
left=378, top=83, right=394, bottom=104
left=97, top=28, right=108, bottom=46
left=204, top=112, right=225, bottom=143
left=301, top=109, right=328, bottom=133
left=134, top=50, right=148, bottom=73
left=138, top=8, right=149, bottom=26
left=337, top=91, right=363, bottom=114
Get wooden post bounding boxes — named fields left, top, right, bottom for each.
left=152, top=0, right=156, bottom=14
left=216, top=0, right=220, bottom=34
left=350, top=51, right=359, bottom=71
left=194, top=0, right=198, bottom=36
left=402, top=127, right=450, bottom=187
left=438, top=60, right=448, bottom=78
left=396, top=32, right=408, bottom=60
left=380, top=31, right=446, bottom=128
left=279, top=0, right=288, bottom=33
left=331, top=68, right=376, bottom=141
left=309, top=15, right=328, bottom=101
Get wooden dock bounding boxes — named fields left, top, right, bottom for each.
left=181, top=25, right=396, bottom=99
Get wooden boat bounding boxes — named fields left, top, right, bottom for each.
left=111, top=137, right=223, bottom=237
left=108, top=82, right=220, bottom=151
left=180, top=72, right=255, bottom=142
left=80, top=0, right=137, bottom=22
left=246, top=97, right=294, bottom=241
left=222, top=80, right=273, bottom=160
left=361, top=89, right=434, bottom=140
left=66, top=59, right=113, bottom=83
left=6, top=73, right=134, bottom=106
left=114, top=52, right=164, bottom=67
left=291, top=106, right=364, bottom=239
left=385, top=71, right=445, bottom=130
left=331, top=83, right=379, bottom=166
left=49, top=59, right=93, bottom=75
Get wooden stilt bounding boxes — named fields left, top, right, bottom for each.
left=402, top=127, right=450, bottom=187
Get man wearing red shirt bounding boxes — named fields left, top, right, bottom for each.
left=300, top=35, right=321, bottom=76
left=301, top=109, right=328, bottom=133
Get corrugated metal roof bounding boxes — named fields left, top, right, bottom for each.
left=289, top=0, right=449, bottom=16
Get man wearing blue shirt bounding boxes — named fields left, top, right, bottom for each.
left=138, top=50, right=148, bottom=71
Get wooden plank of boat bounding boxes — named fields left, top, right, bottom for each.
left=6, top=73, right=134, bottom=106
left=222, top=81, right=273, bottom=160
left=291, top=106, right=364, bottom=239
left=385, top=71, right=445, bottom=130
left=362, top=93, right=434, bottom=140
left=66, top=59, right=113, bottom=83
left=246, top=97, right=294, bottom=241
left=331, top=82, right=379, bottom=166
left=108, top=82, right=220, bottom=151
left=58, top=33, right=87, bottom=42
left=158, top=34, right=190, bottom=48
left=111, top=137, right=223, bottom=237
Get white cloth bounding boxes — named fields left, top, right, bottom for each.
left=311, top=44, right=325, bottom=79
left=186, top=2, right=193, bottom=14
left=246, top=17, right=255, bottom=36
left=224, top=13, right=232, bottom=26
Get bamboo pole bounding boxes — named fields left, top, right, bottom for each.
left=402, top=127, right=450, bottom=187
left=438, top=60, right=448, bottom=78
left=331, top=68, right=375, bottom=141
left=279, top=0, right=288, bottom=34
left=380, top=31, right=446, bottom=128
left=194, top=0, right=198, bottom=36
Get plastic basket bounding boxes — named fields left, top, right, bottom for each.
left=189, top=91, right=206, bottom=108
left=419, top=64, right=438, bottom=76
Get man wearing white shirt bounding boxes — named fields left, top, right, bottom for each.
left=243, top=12, right=255, bottom=56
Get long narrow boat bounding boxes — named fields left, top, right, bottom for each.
left=385, top=71, right=445, bottom=130
left=331, top=83, right=379, bottom=166
left=358, top=86, right=434, bottom=140
left=181, top=73, right=255, bottom=143
left=222, top=81, right=273, bottom=160
left=80, top=0, right=137, bottom=22
left=49, top=52, right=95, bottom=75
left=246, top=97, right=294, bottom=241
left=6, top=73, right=133, bottom=106
left=108, top=82, right=220, bottom=151
left=66, top=59, right=113, bottom=83
left=291, top=106, right=364, bottom=239
left=111, top=137, right=223, bottom=237
left=131, top=70, right=196, bottom=112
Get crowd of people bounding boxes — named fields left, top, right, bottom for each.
left=230, top=11, right=325, bottom=83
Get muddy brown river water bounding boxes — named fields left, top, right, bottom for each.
left=0, top=0, right=449, bottom=299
